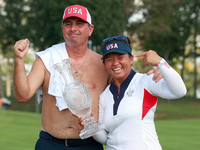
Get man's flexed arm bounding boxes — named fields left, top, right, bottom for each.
left=13, top=39, right=44, bottom=102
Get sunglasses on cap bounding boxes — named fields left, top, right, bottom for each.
left=102, top=35, right=130, bottom=46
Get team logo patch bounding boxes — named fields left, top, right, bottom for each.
left=127, top=88, right=134, bottom=97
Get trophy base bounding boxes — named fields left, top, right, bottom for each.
left=79, top=122, right=104, bottom=139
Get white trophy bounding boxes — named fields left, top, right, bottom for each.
left=53, top=59, right=104, bottom=139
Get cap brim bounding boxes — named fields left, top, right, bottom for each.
left=61, top=16, right=89, bottom=24
left=102, top=49, right=129, bottom=60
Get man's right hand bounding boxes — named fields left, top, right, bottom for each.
left=14, top=38, right=30, bottom=59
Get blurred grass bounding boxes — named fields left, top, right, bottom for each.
left=0, top=109, right=41, bottom=150
left=1, top=97, right=200, bottom=149
left=155, top=97, right=200, bottom=120
left=156, top=119, right=200, bottom=150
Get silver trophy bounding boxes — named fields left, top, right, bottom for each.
left=53, top=59, right=104, bottom=139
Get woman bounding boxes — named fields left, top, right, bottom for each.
left=82, top=35, right=187, bottom=150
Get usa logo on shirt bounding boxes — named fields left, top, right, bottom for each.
left=127, top=88, right=134, bottom=97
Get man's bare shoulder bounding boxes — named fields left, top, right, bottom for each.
left=31, top=57, right=46, bottom=71
left=90, top=49, right=102, bottom=57
left=87, top=49, right=110, bottom=82
left=89, top=50, right=104, bottom=66
left=89, top=50, right=112, bottom=84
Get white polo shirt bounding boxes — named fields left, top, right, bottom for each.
left=93, top=61, right=186, bottom=150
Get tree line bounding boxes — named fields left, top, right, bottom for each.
left=0, top=0, right=199, bottom=99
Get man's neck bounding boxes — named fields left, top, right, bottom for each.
left=65, top=43, right=89, bottom=59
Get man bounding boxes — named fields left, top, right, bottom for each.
left=13, top=4, right=162, bottom=150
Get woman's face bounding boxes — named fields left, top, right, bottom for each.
left=104, top=53, right=133, bottom=84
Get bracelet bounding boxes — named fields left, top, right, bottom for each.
left=156, top=58, right=163, bottom=67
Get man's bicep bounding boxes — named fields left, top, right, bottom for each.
left=27, top=57, right=46, bottom=96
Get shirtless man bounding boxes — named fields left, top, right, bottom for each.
left=13, top=4, right=162, bottom=150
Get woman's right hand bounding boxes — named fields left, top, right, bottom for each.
left=72, top=112, right=94, bottom=127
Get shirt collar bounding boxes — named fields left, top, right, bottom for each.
left=110, top=69, right=136, bottom=115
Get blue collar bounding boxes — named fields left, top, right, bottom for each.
left=110, top=69, right=136, bottom=115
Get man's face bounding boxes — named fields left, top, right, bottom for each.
left=61, top=17, right=94, bottom=46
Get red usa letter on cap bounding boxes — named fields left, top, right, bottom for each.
left=68, top=7, right=83, bottom=15
left=106, top=43, right=118, bottom=50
